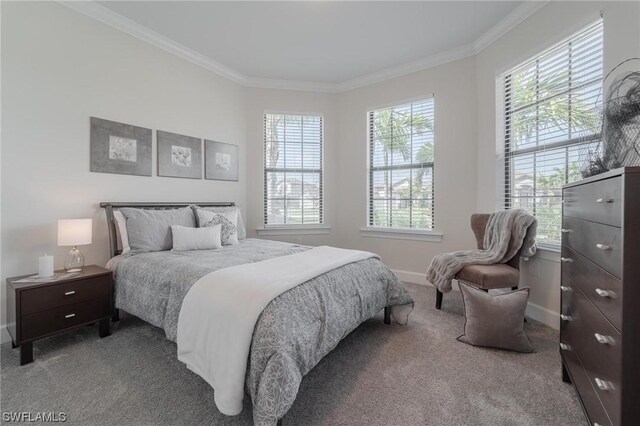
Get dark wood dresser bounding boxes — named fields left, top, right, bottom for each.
left=6, top=265, right=113, bottom=365
left=560, top=167, right=640, bottom=426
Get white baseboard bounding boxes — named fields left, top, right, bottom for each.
left=525, top=301, right=560, bottom=330
left=392, top=268, right=558, bottom=330
left=1, top=324, right=11, bottom=344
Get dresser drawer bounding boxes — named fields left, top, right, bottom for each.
left=562, top=349, right=612, bottom=426
left=21, top=297, right=110, bottom=341
left=20, top=276, right=111, bottom=315
left=562, top=217, right=621, bottom=278
left=562, top=246, right=622, bottom=332
left=562, top=286, right=621, bottom=424
left=563, top=176, right=622, bottom=227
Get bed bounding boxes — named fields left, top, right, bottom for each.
left=101, top=202, right=414, bottom=425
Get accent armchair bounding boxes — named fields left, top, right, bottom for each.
left=435, top=213, right=523, bottom=309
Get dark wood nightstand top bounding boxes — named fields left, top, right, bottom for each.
left=7, top=265, right=111, bottom=290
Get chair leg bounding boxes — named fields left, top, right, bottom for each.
left=435, top=289, right=443, bottom=309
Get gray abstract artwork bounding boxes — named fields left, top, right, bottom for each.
left=205, top=140, right=239, bottom=181
left=157, top=130, right=202, bottom=179
left=90, top=117, right=152, bottom=176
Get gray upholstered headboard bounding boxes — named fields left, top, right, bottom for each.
left=99, top=201, right=235, bottom=258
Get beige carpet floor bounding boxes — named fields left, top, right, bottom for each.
left=0, top=283, right=585, bottom=425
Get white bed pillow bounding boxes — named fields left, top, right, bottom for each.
left=194, top=206, right=246, bottom=240
left=113, top=210, right=130, bottom=254
left=196, top=208, right=239, bottom=245
left=171, top=225, right=222, bottom=251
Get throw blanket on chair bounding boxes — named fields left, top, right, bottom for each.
left=426, top=209, right=537, bottom=293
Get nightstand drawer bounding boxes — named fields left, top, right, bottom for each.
left=21, top=298, right=110, bottom=340
left=21, top=276, right=111, bottom=315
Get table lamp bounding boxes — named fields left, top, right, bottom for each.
left=58, top=219, right=92, bottom=272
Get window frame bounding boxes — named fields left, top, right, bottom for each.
left=501, top=20, right=603, bottom=251
left=365, top=97, right=437, bottom=234
left=262, top=111, right=325, bottom=229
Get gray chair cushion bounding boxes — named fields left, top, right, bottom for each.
left=457, top=283, right=534, bottom=353
left=455, top=264, right=519, bottom=289
left=120, top=206, right=195, bottom=252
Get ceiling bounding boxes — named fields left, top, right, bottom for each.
left=75, top=1, right=542, bottom=91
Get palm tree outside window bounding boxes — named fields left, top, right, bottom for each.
left=503, top=20, right=603, bottom=248
left=367, top=98, right=435, bottom=230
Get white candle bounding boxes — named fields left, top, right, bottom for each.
left=38, top=254, right=54, bottom=278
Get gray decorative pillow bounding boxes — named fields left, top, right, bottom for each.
left=192, top=205, right=246, bottom=240
left=120, top=206, right=195, bottom=252
left=200, top=211, right=238, bottom=246
left=457, top=283, right=534, bottom=353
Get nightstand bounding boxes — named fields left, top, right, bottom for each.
left=6, top=265, right=113, bottom=365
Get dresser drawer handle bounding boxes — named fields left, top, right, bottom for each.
left=560, top=228, right=572, bottom=233
left=559, top=343, right=572, bottom=351
left=596, top=243, right=611, bottom=251
left=596, top=198, right=613, bottom=204
left=65, top=313, right=76, bottom=319
left=595, top=378, right=613, bottom=391
left=560, top=314, right=573, bottom=321
left=560, top=286, right=572, bottom=292
left=594, top=333, right=615, bottom=345
left=560, top=257, right=573, bottom=263
left=64, top=291, right=76, bottom=296
left=595, top=288, right=615, bottom=298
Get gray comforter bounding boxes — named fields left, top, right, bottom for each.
left=106, top=238, right=414, bottom=425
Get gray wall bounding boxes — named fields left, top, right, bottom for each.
left=1, top=2, right=247, bottom=335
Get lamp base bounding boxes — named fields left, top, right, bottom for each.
left=64, top=246, right=85, bottom=272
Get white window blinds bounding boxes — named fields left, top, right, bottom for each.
left=503, top=21, right=603, bottom=247
left=368, top=98, right=435, bottom=230
left=264, top=113, right=323, bottom=225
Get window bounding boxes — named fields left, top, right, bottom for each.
left=264, top=113, right=323, bottom=225
left=367, top=98, right=435, bottom=230
left=503, top=21, right=603, bottom=248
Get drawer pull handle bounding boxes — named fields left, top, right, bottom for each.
left=559, top=343, right=572, bottom=351
left=595, top=288, right=615, bottom=298
left=595, top=378, right=612, bottom=391
left=65, top=313, right=76, bottom=319
left=560, top=228, right=572, bottom=234
left=560, top=257, right=573, bottom=263
left=560, top=314, right=573, bottom=321
left=64, top=291, right=76, bottom=296
left=560, top=286, right=572, bottom=292
left=596, top=243, right=611, bottom=251
left=594, top=333, right=615, bottom=345
left=596, top=198, right=613, bottom=204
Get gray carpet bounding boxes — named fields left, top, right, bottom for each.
left=0, top=283, right=584, bottom=425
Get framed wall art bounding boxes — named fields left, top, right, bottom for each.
left=157, top=130, right=202, bottom=179
left=205, top=140, right=238, bottom=181
left=90, top=117, right=152, bottom=176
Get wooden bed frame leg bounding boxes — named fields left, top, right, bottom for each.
left=435, top=289, right=443, bottom=310
left=384, top=306, right=391, bottom=324
left=112, top=308, right=120, bottom=322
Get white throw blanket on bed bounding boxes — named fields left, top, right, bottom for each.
left=176, top=246, right=378, bottom=416
left=426, top=209, right=537, bottom=293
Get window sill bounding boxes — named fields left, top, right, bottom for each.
left=360, top=227, right=443, bottom=242
left=256, top=225, right=331, bottom=236
left=528, top=245, right=561, bottom=263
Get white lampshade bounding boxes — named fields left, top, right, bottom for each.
left=58, top=219, right=93, bottom=246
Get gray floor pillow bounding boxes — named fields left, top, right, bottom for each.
left=457, top=282, right=534, bottom=353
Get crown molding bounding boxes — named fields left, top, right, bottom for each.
left=59, top=0, right=548, bottom=94
left=336, top=43, right=476, bottom=92
left=58, top=1, right=247, bottom=86
left=473, top=1, right=548, bottom=53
